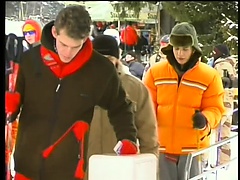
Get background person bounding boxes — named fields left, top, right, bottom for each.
left=124, top=51, right=145, bottom=80
left=84, top=34, right=159, bottom=180
left=22, top=19, right=42, bottom=50
left=142, top=34, right=170, bottom=79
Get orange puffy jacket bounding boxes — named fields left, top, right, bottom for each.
left=143, top=61, right=225, bottom=155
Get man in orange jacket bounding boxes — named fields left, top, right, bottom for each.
left=143, top=22, right=225, bottom=180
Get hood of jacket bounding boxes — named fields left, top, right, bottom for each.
left=161, top=22, right=202, bottom=72
left=22, top=19, right=42, bottom=43
left=39, top=21, right=93, bottom=79
left=40, top=21, right=56, bottom=51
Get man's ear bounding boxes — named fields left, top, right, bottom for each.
left=51, top=26, right=57, bottom=38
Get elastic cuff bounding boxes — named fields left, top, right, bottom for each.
left=197, top=125, right=207, bottom=131
left=198, top=122, right=209, bottom=131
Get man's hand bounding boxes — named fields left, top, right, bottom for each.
left=116, top=139, right=138, bottom=155
left=192, top=110, right=207, bottom=130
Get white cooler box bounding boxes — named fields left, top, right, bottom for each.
left=89, top=153, right=157, bottom=180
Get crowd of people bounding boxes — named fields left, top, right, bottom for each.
left=5, top=4, right=238, bottom=180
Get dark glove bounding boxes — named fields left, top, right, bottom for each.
left=192, top=110, right=207, bottom=129
left=119, top=139, right=138, bottom=155
left=5, top=91, right=21, bottom=114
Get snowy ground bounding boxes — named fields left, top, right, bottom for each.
left=5, top=19, right=25, bottom=36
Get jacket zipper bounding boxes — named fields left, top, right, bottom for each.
left=171, top=67, right=196, bottom=152
left=39, top=78, right=62, bottom=179
left=55, top=79, right=61, bottom=92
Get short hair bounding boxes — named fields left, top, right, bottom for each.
left=54, top=5, right=92, bottom=39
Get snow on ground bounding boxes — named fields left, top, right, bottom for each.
left=5, top=19, right=25, bottom=36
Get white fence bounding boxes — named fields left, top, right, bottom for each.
left=184, top=132, right=238, bottom=180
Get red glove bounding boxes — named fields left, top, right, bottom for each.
left=5, top=91, right=21, bottom=114
left=119, top=140, right=138, bottom=155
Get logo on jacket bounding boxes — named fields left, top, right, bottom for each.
left=43, top=54, right=54, bottom=61
left=43, top=53, right=58, bottom=66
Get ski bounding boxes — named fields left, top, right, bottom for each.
left=5, top=33, right=20, bottom=180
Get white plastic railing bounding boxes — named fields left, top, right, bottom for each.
left=184, top=134, right=238, bottom=180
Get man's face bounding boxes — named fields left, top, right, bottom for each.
left=23, top=31, right=36, bottom=44
left=173, top=46, right=195, bottom=65
left=52, top=26, right=87, bottom=63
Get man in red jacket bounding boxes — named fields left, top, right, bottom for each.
left=120, top=22, right=138, bottom=54
left=6, top=5, right=138, bottom=180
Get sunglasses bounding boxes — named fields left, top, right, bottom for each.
left=23, top=31, right=36, bottom=36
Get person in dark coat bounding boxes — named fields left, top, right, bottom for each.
left=135, top=29, right=149, bottom=61
left=5, top=5, right=138, bottom=180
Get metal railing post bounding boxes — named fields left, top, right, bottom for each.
left=184, top=134, right=238, bottom=180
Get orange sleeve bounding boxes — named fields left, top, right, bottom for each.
left=201, top=72, right=225, bottom=129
